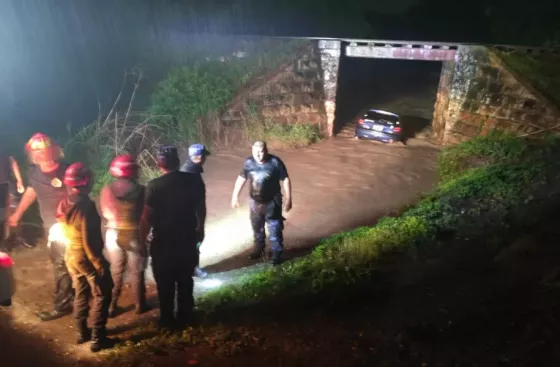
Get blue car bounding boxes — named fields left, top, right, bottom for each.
left=354, top=109, right=403, bottom=144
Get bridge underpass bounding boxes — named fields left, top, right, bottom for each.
left=316, top=38, right=559, bottom=145
left=332, top=42, right=447, bottom=140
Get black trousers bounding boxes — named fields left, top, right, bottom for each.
left=249, top=197, right=285, bottom=253
left=68, top=266, right=113, bottom=330
left=151, top=246, right=198, bottom=328
left=48, top=239, right=74, bottom=312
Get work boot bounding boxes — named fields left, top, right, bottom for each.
left=194, top=267, right=208, bottom=278
left=90, top=327, right=114, bottom=353
left=270, top=251, right=283, bottom=266
left=108, top=304, right=119, bottom=319
left=135, top=301, right=149, bottom=315
left=37, top=308, right=72, bottom=322
left=76, top=321, right=91, bottom=345
left=248, top=249, right=264, bottom=261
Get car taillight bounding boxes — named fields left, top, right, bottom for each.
left=358, top=119, right=364, bottom=125
left=393, top=126, right=402, bottom=133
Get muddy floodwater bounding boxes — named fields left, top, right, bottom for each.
left=1, top=59, right=442, bottom=362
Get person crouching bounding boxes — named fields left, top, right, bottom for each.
left=57, top=162, right=114, bottom=352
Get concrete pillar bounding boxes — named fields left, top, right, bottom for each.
left=432, top=60, right=456, bottom=144
left=318, top=40, right=341, bottom=137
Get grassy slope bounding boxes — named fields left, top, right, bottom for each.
left=97, top=132, right=560, bottom=366
left=497, top=51, right=560, bottom=109
left=196, top=132, right=560, bottom=313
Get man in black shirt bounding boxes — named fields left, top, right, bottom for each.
left=231, top=141, right=292, bottom=265
left=8, top=133, right=73, bottom=321
left=140, top=146, right=206, bottom=330
left=180, top=143, right=209, bottom=278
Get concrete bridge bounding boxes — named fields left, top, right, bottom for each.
left=221, top=37, right=560, bottom=145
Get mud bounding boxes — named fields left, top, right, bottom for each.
left=0, top=131, right=439, bottom=363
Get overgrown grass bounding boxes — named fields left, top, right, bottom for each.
left=497, top=51, right=560, bottom=109
left=196, top=132, right=560, bottom=313
left=242, top=103, right=323, bottom=148
left=150, top=39, right=310, bottom=147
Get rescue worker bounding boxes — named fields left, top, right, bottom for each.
left=58, top=162, right=114, bottom=352
left=100, top=155, right=148, bottom=317
left=8, top=133, right=74, bottom=321
left=180, top=143, right=209, bottom=278
left=140, top=146, right=206, bottom=330
left=0, top=146, right=25, bottom=251
left=230, top=140, right=292, bottom=265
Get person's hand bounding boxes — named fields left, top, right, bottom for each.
left=283, top=198, right=292, bottom=212
left=8, top=212, right=21, bottom=227
left=96, top=266, right=107, bottom=278
left=196, top=229, right=205, bottom=244
left=16, top=181, right=25, bottom=194
left=231, top=197, right=240, bottom=209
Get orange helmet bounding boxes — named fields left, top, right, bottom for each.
left=25, top=132, right=63, bottom=164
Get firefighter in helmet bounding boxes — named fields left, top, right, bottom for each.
left=8, top=132, right=74, bottom=321
left=139, top=146, right=206, bottom=330
left=58, top=162, right=114, bottom=352
left=100, top=154, right=148, bottom=317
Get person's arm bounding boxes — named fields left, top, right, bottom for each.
left=231, top=176, right=246, bottom=208
left=8, top=187, right=37, bottom=226
left=195, top=178, right=206, bottom=242
left=139, top=183, right=155, bottom=249
left=9, top=157, right=24, bottom=192
left=231, top=162, right=248, bottom=208
left=99, top=186, right=115, bottom=222
left=139, top=206, right=153, bottom=250
left=278, top=159, right=292, bottom=212
left=82, top=204, right=107, bottom=273
left=282, top=177, right=292, bottom=212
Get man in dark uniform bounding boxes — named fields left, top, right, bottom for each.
left=140, top=146, right=206, bottom=330
left=8, top=133, right=73, bottom=321
left=231, top=140, right=292, bottom=265
left=180, top=143, right=209, bottom=278
left=57, top=162, right=114, bottom=352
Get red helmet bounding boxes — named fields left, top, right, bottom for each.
left=109, top=155, right=139, bottom=179
left=63, top=162, right=92, bottom=188
left=25, top=132, right=63, bottom=164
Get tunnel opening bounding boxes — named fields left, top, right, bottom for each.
left=333, top=48, right=444, bottom=142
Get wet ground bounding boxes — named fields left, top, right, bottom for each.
left=0, top=58, right=443, bottom=363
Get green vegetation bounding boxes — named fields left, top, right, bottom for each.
left=59, top=38, right=312, bottom=193
left=196, top=132, right=560, bottom=312
left=150, top=39, right=310, bottom=147
left=242, top=105, right=322, bottom=148
left=497, top=51, right=560, bottom=109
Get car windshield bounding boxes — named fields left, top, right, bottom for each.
left=365, top=111, right=399, bottom=123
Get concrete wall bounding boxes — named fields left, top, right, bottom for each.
left=220, top=41, right=342, bottom=143
left=436, top=46, right=560, bottom=145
